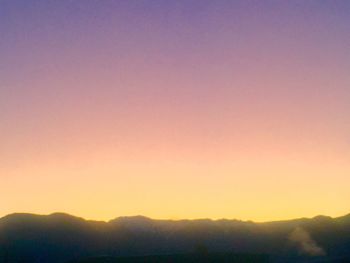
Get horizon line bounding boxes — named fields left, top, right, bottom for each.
left=2, top=211, right=349, bottom=224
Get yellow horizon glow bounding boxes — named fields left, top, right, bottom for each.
left=2, top=141, right=349, bottom=222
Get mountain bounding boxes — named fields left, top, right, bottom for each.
left=0, top=213, right=349, bottom=263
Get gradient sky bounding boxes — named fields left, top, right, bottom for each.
left=1, top=0, right=349, bottom=222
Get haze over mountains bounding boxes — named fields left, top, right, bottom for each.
left=0, top=213, right=349, bottom=263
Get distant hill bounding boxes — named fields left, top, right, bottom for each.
left=0, top=213, right=349, bottom=263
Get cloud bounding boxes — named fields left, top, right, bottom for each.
left=289, top=227, right=325, bottom=256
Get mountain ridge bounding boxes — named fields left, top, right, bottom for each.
left=0, top=212, right=349, bottom=263
left=2, top=212, right=349, bottom=224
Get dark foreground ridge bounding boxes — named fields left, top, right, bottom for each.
left=0, top=213, right=349, bottom=263
left=71, top=253, right=270, bottom=263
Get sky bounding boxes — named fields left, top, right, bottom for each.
left=1, top=0, right=349, bottom=222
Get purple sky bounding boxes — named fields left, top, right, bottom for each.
left=1, top=0, right=350, bottom=221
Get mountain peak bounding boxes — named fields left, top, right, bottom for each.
left=112, top=215, right=152, bottom=221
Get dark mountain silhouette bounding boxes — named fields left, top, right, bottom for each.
left=0, top=213, right=349, bottom=263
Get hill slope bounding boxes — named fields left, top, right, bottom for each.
left=0, top=213, right=349, bottom=262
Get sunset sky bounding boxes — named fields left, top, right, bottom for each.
left=1, top=0, right=349, bottom=222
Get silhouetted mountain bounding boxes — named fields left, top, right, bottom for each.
left=0, top=213, right=349, bottom=262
